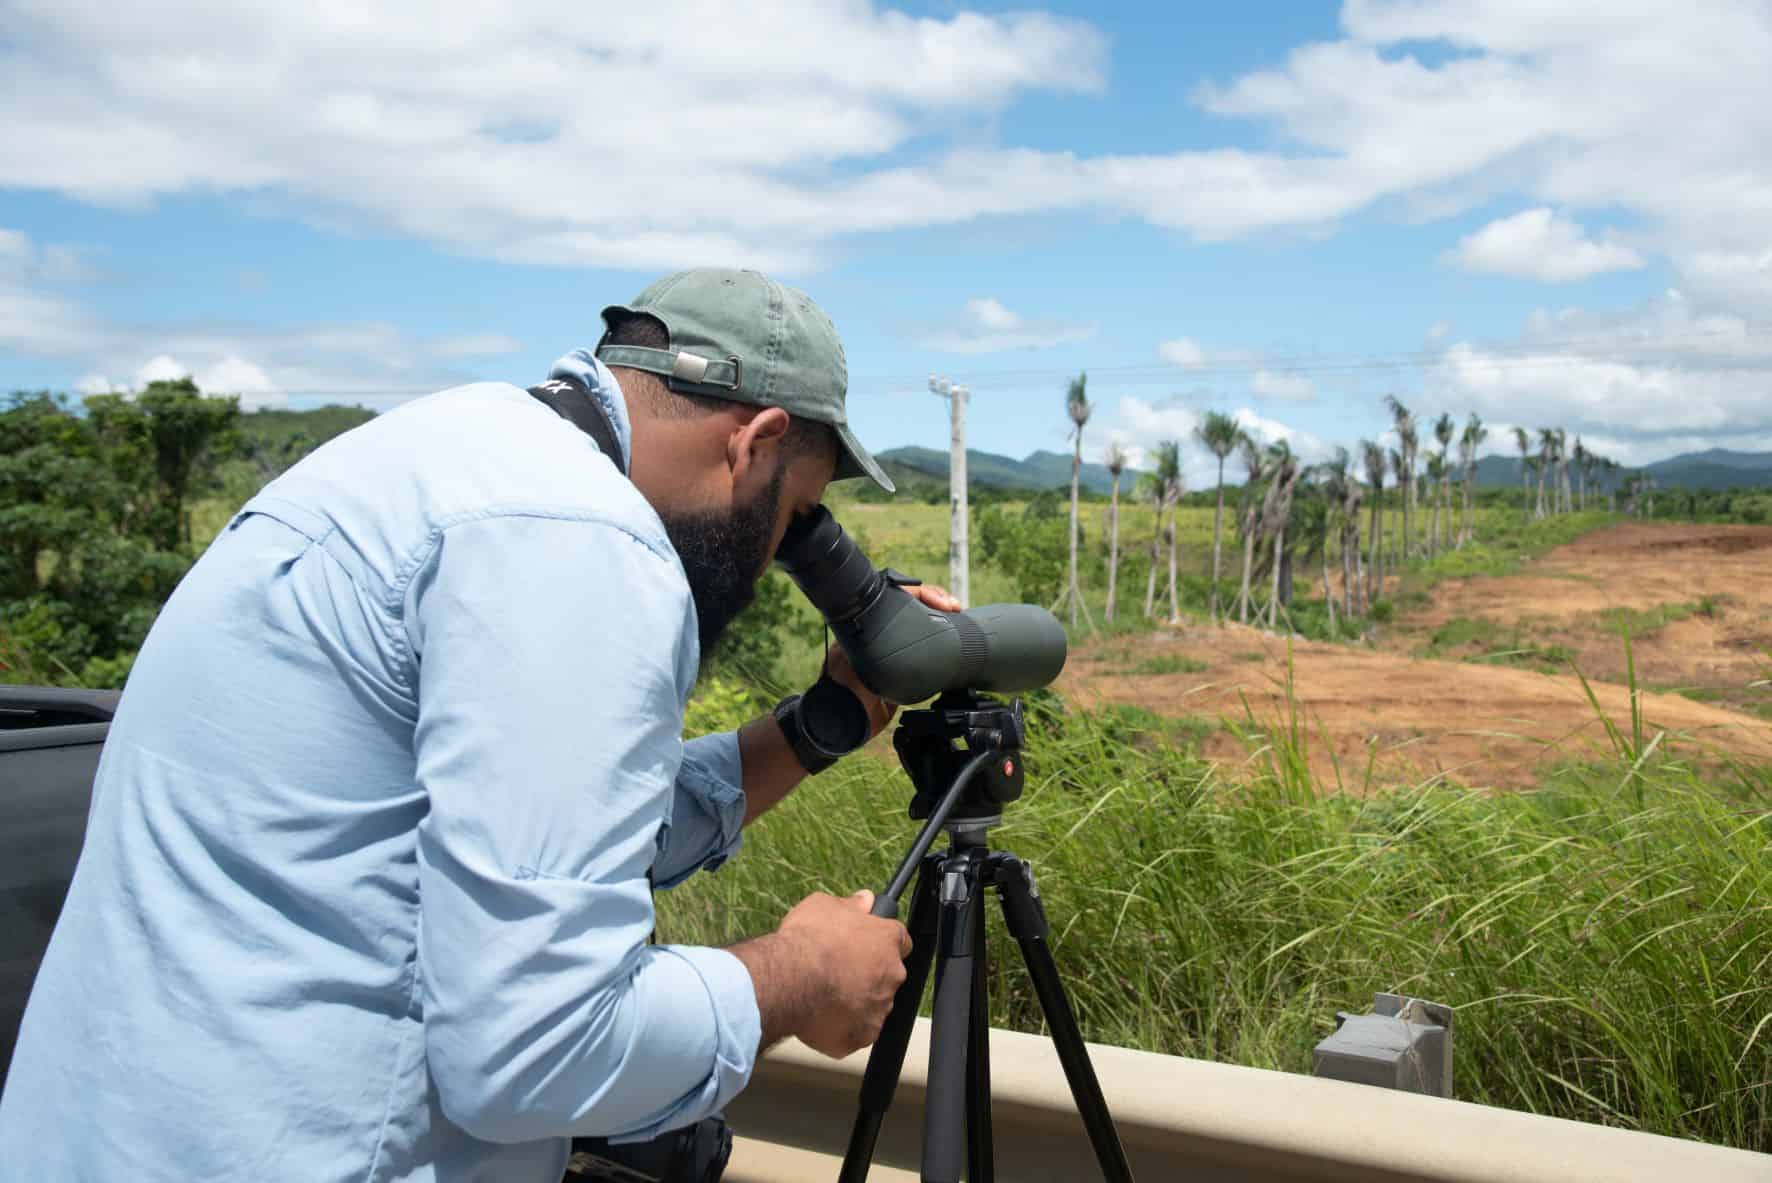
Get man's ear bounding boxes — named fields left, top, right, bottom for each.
left=727, top=405, right=792, bottom=485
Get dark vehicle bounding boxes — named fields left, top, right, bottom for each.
left=0, top=685, right=118, bottom=1079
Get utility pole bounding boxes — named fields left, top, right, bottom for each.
left=929, top=375, right=970, bottom=608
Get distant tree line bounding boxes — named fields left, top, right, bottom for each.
left=0, top=383, right=371, bottom=687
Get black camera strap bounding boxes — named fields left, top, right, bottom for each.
left=528, top=375, right=628, bottom=475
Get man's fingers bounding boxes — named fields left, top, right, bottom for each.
left=849, top=889, right=875, bottom=912
left=910, top=583, right=961, bottom=613
left=896, top=923, right=913, bottom=958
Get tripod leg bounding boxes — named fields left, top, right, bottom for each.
left=921, top=853, right=982, bottom=1183
left=964, top=886, right=994, bottom=1183
left=840, top=856, right=943, bottom=1183
left=993, top=855, right=1136, bottom=1183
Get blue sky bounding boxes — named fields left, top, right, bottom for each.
left=4, top=1, right=1770, bottom=488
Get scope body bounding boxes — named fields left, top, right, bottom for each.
left=775, top=506, right=1066, bottom=705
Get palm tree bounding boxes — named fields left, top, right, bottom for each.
left=1150, top=441, right=1184, bottom=622
left=1261, top=443, right=1302, bottom=629
left=1162, top=449, right=1186, bottom=623
left=1535, top=428, right=1556, bottom=518
left=1556, top=428, right=1573, bottom=513
left=1195, top=411, right=1243, bottom=622
left=1580, top=433, right=1594, bottom=510
left=1315, top=452, right=1354, bottom=632
left=1425, top=450, right=1446, bottom=558
left=1432, top=412, right=1455, bottom=556
left=1512, top=426, right=1532, bottom=525
left=1459, top=413, right=1486, bottom=546
left=1141, top=470, right=1163, bottom=620
left=1360, top=440, right=1386, bottom=606
left=1234, top=438, right=1268, bottom=624
left=1102, top=443, right=1128, bottom=624
left=1384, top=395, right=1417, bottom=556
left=1389, top=447, right=1406, bottom=569
left=1339, top=460, right=1365, bottom=618
left=1061, top=372, right=1093, bottom=630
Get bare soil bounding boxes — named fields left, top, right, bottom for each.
left=1062, top=523, right=1772, bottom=790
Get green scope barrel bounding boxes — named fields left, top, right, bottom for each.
left=775, top=507, right=1067, bottom=704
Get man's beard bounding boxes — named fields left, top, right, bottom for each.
left=659, top=465, right=785, bottom=659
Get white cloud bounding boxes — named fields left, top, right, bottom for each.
left=133, top=354, right=188, bottom=386
left=1250, top=369, right=1317, bottom=400
left=914, top=296, right=1095, bottom=353
left=1103, top=395, right=1329, bottom=489
left=1158, top=338, right=1208, bottom=368
left=0, top=228, right=520, bottom=404
left=0, top=2, right=1107, bottom=272
left=1445, top=208, right=1644, bottom=282
left=1117, top=395, right=1202, bottom=446
left=1233, top=408, right=1331, bottom=462
left=1157, top=337, right=1263, bottom=370
left=2, top=1, right=1769, bottom=286
left=1426, top=285, right=1772, bottom=456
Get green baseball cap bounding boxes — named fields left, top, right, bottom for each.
left=596, top=268, right=894, bottom=492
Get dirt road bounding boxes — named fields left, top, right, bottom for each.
left=1062, top=522, right=1772, bottom=790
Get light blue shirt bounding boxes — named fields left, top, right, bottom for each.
left=0, top=353, right=762, bottom=1182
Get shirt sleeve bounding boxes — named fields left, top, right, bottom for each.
left=653, top=732, right=745, bottom=888
left=403, top=512, right=762, bottom=1145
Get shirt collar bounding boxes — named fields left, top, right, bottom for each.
left=547, top=348, right=634, bottom=472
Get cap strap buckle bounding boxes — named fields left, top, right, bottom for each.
left=671, top=350, right=743, bottom=393
left=594, top=343, right=743, bottom=393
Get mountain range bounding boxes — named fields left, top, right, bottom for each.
left=877, top=446, right=1119, bottom=495
left=1472, top=447, right=1772, bottom=492
left=880, top=444, right=1772, bottom=495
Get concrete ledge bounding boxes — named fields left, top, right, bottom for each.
left=724, top=1019, right=1770, bottom=1182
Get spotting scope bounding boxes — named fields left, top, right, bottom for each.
left=775, top=506, right=1067, bottom=706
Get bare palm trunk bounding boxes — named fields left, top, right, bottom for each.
left=1143, top=525, right=1160, bottom=618
left=1461, top=470, right=1474, bottom=545
left=1322, top=542, right=1337, bottom=638
left=1105, top=473, right=1121, bottom=625
left=1167, top=520, right=1181, bottom=623
left=1237, top=520, right=1258, bottom=624
left=1367, top=491, right=1383, bottom=605
left=1066, top=438, right=1081, bottom=627
left=1209, top=458, right=1226, bottom=621
left=1266, top=525, right=1285, bottom=629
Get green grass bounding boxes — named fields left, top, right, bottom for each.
left=665, top=686, right=1772, bottom=1151
left=1128, top=654, right=1208, bottom=676
left=1419, top=616, right=1578, bottom=673
left=1597, top=598, right=1720, bottom=639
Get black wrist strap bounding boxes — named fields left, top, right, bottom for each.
left=774, top=693, right=840, bottom=775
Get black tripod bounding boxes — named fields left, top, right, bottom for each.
left=838, top=692, right=1135, bottom=1183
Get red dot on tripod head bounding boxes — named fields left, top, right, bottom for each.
left=1003, top=760, right=1014, bottom=775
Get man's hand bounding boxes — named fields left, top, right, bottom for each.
left=728, top=890, right=912, bottom=1059
left=824, top=582, right=961, bottom=740
left=736, top=581, right=961, bottom=828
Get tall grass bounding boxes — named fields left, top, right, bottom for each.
left=662, top=690, right=1772, bottom=1151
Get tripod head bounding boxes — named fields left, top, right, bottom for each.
left=871, top=690, right=1030, bottom=919
left=894, top=691, right=1027, bottom=826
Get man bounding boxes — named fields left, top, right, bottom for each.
left=0, top=269, right=952, bottom=1181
